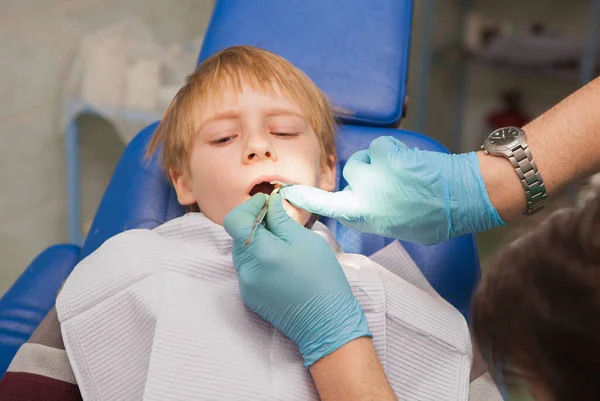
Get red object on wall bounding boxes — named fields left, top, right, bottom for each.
left=487, top=110, right=529, bottom=129
left=486, top=89, right=530, bottom=129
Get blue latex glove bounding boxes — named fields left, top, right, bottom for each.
left=223, top=193, right=371, bottom=368
left=281, top=136, right=505, bottom=245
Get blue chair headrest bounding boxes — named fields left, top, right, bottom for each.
left=198, top=0, right=413, bottom=127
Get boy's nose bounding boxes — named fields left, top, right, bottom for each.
left=244, top=136, right=276, bottom=163
left=245, top=147, right=275, bottom=162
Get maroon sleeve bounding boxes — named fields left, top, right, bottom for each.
left=0, top=307, right=82, bottom=401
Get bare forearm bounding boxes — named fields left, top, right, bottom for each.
left=480, top=76, right=600, bottom=221
left=309, top=337, right=397, bottom=401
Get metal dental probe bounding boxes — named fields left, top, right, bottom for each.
left=244, top=182, right=286, bottom=246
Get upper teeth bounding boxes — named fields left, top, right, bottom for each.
left=269, top=181, right=287, bottom=195
left=270, top=180, right=287, bottom=188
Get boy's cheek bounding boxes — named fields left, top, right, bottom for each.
left=283, top=199, right=311, bottom=226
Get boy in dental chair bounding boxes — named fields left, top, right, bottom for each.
left=0, top=46, right=499, bottom=400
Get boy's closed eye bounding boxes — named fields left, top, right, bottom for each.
left=272, top=131, right=300, bottom=138
left=210, top=135, right=238, bottom=145
left=209, top=131, right=300, bottom=146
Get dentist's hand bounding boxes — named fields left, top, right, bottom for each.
left=223, top=193, right=371, bottom=368
left=281, top=136, right=505, bottom=245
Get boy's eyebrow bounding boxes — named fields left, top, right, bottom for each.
left=264, top=108, right=305, bottom=119
left=198, top=107, right=307, bottom=132
left=199, top=110, right=241, bottom=128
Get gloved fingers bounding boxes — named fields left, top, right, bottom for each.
left=342, top=150, right=372, bottom=186
left=369, top=136, right=409, bottom=167
left=264, top=193, right=309, bottom=243
left=223, top=193, right=268, bottom=245
left=281, top=185, right=361, bottom=220
left=347, top=149, right=371, bottom=164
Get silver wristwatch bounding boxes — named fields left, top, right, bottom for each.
left=481, top=126, right=547, bottom=214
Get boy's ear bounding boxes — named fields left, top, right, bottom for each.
left=318, top=155, right=336, bottom=192
left=170, top=169, right=197, bottom=206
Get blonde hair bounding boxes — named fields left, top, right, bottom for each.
left=146, top=45, right=337, bottom=180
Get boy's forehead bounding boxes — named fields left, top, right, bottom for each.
left=211, top=78, right=293, bottom=105
left=194, top=81, right=308, bottom=127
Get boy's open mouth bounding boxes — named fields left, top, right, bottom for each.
left=248, top=179, right=290, bottom=196
left=249, top=181, right=276, bottom=196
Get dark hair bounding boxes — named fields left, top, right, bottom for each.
left=472, top=193, right=600, bottom=400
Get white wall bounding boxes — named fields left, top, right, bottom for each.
left=0, top=0, right=214, bottom=295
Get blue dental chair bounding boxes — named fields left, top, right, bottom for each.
left=0, top=0, right=480, bottom=376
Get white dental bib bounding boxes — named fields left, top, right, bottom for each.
left=56, top=213, right=473, bottom=400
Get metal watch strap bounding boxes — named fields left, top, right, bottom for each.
left=508, top=143, right=547, bottom=214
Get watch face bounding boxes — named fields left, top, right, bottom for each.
left=487, top=127, right=522, bottom=148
